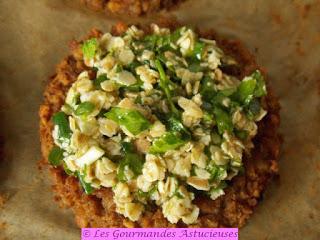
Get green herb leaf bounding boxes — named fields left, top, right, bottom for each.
left=246, top=98, right=261, bottom=119
left=220, top=88, right=237, bottom=97
left=207, top=164, right=227, bottom=181
left=252, top=70, right=267, bottom=97
left=203, top=112, right=215, bottom=125
left=93, top=74, right=107, bottom=89
left=235, top=129, right=249, bottom=140
left=192, top=42, right=205, bottom=60
left=235, top=70, right=267, bottom=104
left=134, top=95, right=142, bottom=104
left=142, top=34, right=158, bottom=50
left=117, top=142, right=144, bottom=182
left=48, top=146, right=64, bottom=166
left=127, top=153, right=144, bottom=176
left=52, top=111, right=72, bottom=139
left=117, top=160, right=127, bottom=182
left=155, top=59, right=179, bottom=116
left=149, top=132, right=185, bottom=154
left=76, top=171, right=93, bottom=194
left=74, top=101, right=95, bottom=116
left=121, top=78, right=143, bottom=92
left=105, top=107, right=151, bottom=135
left=72, top=93, right=81, bottom=106
left=63, top=162, right=74, bottom=175
left=200, top=76, right=216, bottom=102
left=188, top=60, right=203, bottom=72
left=236, top=78, right=256, bottom=104
left=81, top=38, right=98, bottom=59
left=167, top=116, right=191, bottom=140
left=213, top=107, right=233, bottom=134
left=121, top=141, right=135, bottom=154
left=170, top=28, right=182, bottom=43
left=137, top=184, right=157, bottom=198
left=125, top=60, right=141, bottom=74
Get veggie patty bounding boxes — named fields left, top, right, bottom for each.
left=39, top=22, right=281, bottom=228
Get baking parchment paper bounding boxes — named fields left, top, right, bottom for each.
left=0, top=0, right=319, bottom=239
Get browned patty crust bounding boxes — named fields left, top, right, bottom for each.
left=39, top=22, right=281, bottom=228
left=80, top=0, right=185, bottom=16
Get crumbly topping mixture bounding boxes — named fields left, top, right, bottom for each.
left=49, top=24, right=267, bottom=224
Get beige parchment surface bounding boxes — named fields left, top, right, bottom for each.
left=0, top=0, right=319, bottom=239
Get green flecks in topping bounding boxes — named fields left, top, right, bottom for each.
left=235, top=70, right=267, bottom=104
left=117, top=160, right=127, bottom=182
left=48, top=146, right=64, bottom=166
left=191, top=41, right=205, bottom=61
left=235, top=129, right=249, bottom=141
left=200, top=76, right=216, bottom=102
left=246, top=98, right=261, bottom=119
left=236, top=77, right=257, bottom=104
left=167, top=115, right=191, bottom=140
left=201, top=77, right=237, bottom=109
left=155, top=59, right=179, bottom=116
left=105, top=107, right=151, bottom=135
left=93, top=74, right=108, bottom=89
left=149, top=132, right=186, bottom=154
left=52, top=111, right=72, bottom=139
left=141, top=34, right=158, bottom=50
left=125, top=153, right=144, bottom=176
left=72, top=93, right=81, bottom=106
left=202, top=112, right=215, bottom=126
left=170, top=28, right=183, bottom=43
left=140, top=29, right=181, bottom=52
left=121, top=78, right=143, bottom=92
left=134, top=95, right=142, bottom=104
left=252, top=70, right=267, bottom=97
left=125, top=60, right=141, bottom=73
left=74, top=101, right=95, bottom=116
left=76, top=171, right=93, bottom=194
left=174, top=192, right=184, bottom=199
left=188, top=61, right=203, bottom=73
left=207, top=164, right=227, bottom=181
left=136, top=184, right=158, bottom=201
left=63, top=162, right=74, bottom=176
left=211, top=92, right=230, bottom=106
left=115, top=64, right=124, bottom=73
left=213, top=107, right=233, bottom=134
left=208, top=181, right=227, bottom=200
left=122, top=141, right=135, bottom=153
left=117, top=142, right=144, bottom=182
left=220, top=87, right=237, bottom=97
left=82, top=38, right=98, bottom=59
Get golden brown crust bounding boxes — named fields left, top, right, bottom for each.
left=80, top=0, right=185, bottom=16
left=39, top=23, right=281, bottom=228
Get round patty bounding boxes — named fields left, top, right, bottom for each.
left=80, top=0, right=185, bottom=16
left=39, top=22, right=281, bottom=228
